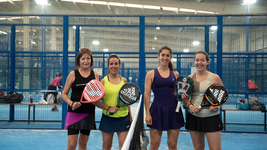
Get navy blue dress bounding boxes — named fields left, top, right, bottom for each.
left=147, top=68, right=184, bottom=130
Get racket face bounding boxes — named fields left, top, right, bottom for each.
left=81, top=80, right=105, bottom=103
left=204, top=83, right=228, bottom=106
left=175, top=76, right=194, bottom=96
left=118, top=83, right=141, bottom=106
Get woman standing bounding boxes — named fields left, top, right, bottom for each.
left=62, top=48, right=117, bottom=150
left=144, top=46, right=184, bottom=150
left=183, top=51, right=223, bottom=150
left=99, top=54, right=132, bottom=150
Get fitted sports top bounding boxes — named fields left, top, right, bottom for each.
left=189, top=72, right=220, bottom=118
left=102, top=76, right=128, bottom=118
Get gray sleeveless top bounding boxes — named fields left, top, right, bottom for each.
left=188, top=72, right=220, bottom=118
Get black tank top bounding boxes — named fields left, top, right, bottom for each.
left=69, top=69, right=96, bottom=114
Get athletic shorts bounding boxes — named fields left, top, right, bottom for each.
left=185, top=113, right=223, bottom=132
left=68, top=129, right=91, bottom=136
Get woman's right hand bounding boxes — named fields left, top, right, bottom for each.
left=145, top=113, right=152, bottom=125
left=109, top=106, right=119, bottom=114
left=72, top=101, right=82, bottom=110
left=189, top=104, right=201, bottom=113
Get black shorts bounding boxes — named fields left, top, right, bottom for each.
left=185, top=113, right=223, bottom=132
left=68, top=129, right=91, bottom=136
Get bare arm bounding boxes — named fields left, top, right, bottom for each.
left=61, top=71, right=75, bottom=106
left=144, top=70, right=153, bottom=125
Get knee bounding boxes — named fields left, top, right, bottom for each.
left=194, top=145, right=205, bottom=150
left=167, top=141, right=177, bottom=150
left=68, top=141, right=77, bottom=149
left=150, top=140, right=160, bottom=149
left=102, top=143, right=112, bottom=150
left=78, top=141, right=87, bottom=149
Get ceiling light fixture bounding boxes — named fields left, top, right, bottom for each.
left=35, top=0, right=48, bottom=5
left=92, top=40, right=99, bottom=45
left=108, top=2, right=125, bottom=6
left=180, top=8, right=195, bottom=12
left=126, top=3, right=143, bottom=8
left=193, top=41, right=200, bottom=46
left=197, top=10, right=213, bottom=14
left=90, top=1, right=107, bottom=5
left=183, top=49, right=189, bottom=52
left=211, top=26, right=217, bottom=30
left=162, top=7, right=178, bottom=11
left=143, top=5, right=160, bottom=10
left=243, top=0, right=256, bottom=5
left=73, top=0, right=90, bottom=3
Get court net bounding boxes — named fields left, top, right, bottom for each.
left=121, top=95, right=149, bottom=150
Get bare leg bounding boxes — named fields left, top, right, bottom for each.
left=149, top=128, right=163, bottom=150
left=67, top=134, right=78, bottom=150
left=117, top=131, right=128, bottom=150
left=189, top=131, right=205, bottom=150
left=206, top=131, right=222, bottom=150
left=102, top=131, right=114, bottom=150
left=167, top=129, right=180, bottom=150
left=78, top=133, right=89, bottom=150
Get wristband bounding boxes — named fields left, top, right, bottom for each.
left=70, top=101, right=74, bottom=107
left=107, top=106, right=111, bottom=111
left=187, top=103, right=192, bottom=108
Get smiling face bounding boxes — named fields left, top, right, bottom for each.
left=158, top=49, right=171, bottom=66
left=194, top=53, right=209, bottom=71
left=79, top=53, right=92, bottom=69
left=108, top=57, right=120, bottom=74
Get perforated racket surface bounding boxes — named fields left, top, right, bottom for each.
left=199, top=83, right=228, bottom=108
left=174, top=76, right=194, bottom=112
left=72, top=80, right=105, bottom=110
left=110, top=83, right=141, bottom=115
left=80, top=79, right=105, bottom=103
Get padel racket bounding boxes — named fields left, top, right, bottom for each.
left=199, top=83, right=228, bottom=108
left=72, top=79, right=105, bottom=110
left=174, top=76, right=194, bottom=112
left=110, top=82, right=141, bottom=115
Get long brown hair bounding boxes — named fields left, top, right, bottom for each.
left=75, top=48, right=93, bottom=69
left=158, top=46, right=174, bottom=71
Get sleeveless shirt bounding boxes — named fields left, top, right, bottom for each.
left=102, top=76, right=128, bottom=118
left=189, top=72, right=220, bottom=118
left=68, top=69, right=96, bottom=114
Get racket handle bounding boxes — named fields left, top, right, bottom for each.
left=175, top=101, right=181, bottom=112
left=72, top=102, right=81, bottom=111
left=198, top=105, right=202, bottom=109
left=109, top=105, right=120, bottom=115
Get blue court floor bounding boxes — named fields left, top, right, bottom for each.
left=0, top=129, right=266, bottom=150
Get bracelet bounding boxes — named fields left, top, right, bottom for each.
left=107, top=106, right=111, bottom=111
left=70, top=101, right=74, bottom=107
left=187, top=103, right=192, bottom=108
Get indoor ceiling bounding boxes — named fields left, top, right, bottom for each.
left=0, top=0, right=266, bottom=15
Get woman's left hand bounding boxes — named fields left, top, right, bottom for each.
left=209, top=106, right=220, bottom=112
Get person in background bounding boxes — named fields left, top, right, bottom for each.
left=182, top=51, right=224, bottom=150
left=99, top=54, right=131, bottom=150
left=45, top=72, right=63, bottom=111
left=61, top=48, right=118, bottom=150
left=144, top=46, right=184, bottom=150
